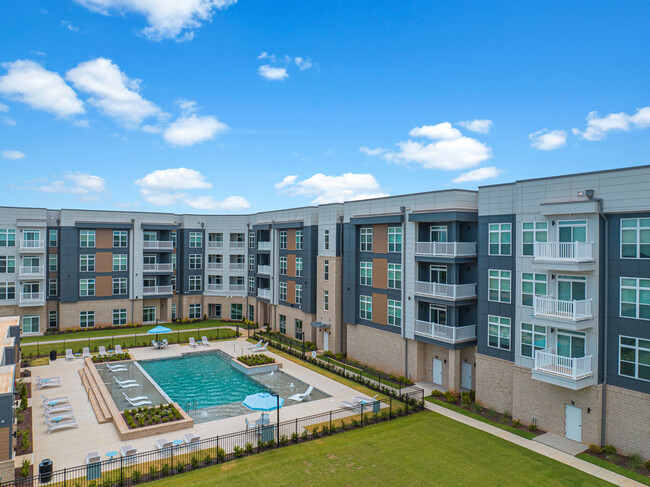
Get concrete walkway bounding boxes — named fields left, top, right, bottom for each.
left=424, top=401, right=644, bottom=486
left=534, top=432, right=588, bottom=456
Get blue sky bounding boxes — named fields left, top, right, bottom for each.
left=1, top=1, right=649, bottom=213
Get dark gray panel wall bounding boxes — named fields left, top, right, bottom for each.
left=178, top=229, right=203, bottom=295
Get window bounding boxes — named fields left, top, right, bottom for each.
left=189, top=232, right=202, bottom=248
left=558, top=275, right=586, bottom=302
left=171, top=231, right=177, bottom=247
left=80, top=311, right=95, bottom=328
left=557, top=330, right=586, bottom=358
left=249, top=255, right=255, bottom=271
left=296, top=257, right=303, bottom=277
left=249, top=232, right=255, bottom=248
left=621, top=218, right=650, bottom=259
left=80, top=278, right=95, bottom=296
left=209, top=303, right=221, bottom=318
left=619, top=336, right=650, bottom=381
left=388, top=263, right=402, bottom=289
left=296, top=284, right=303, bottom=305
left=488, top=223, right=511, bottom=255
left=279, top=315, right=286, bottom=334
left=0, top=256, right=15, bottom=273
left=488, top=269, right=511, bottom=303
left=280, top=282, right=287, bottom=301
left=324, top=230, right=330, bottom=250
left=295, top=319, right=303, bottom=340
left=189, top=254, right=202, bottom=269
left=113, top=309, right=127, bottom=326
left=49, top=229, right=58, bottom=247
left=231, top=304, right=243, bottom=320
left=249, top=277, right=255, bottom=294
left=296, top=230, right=303, bottom=250
left=430, top=265, right=447, bottom=283
left=49, top=254, right=58, bottom=272
left=112, top=277, right=127, bottom=295
left=171, top=254, right=176, bottom=271
left=359, top=295, right=372, bottom=320
left=360, top=261, right=372, bottom=286
left=171, top=276, right=176, bottom=292
left=171, top=304, right=177, bottom=320
left=22, top=315, right=39, bottom=334
left=620, top=277, right=650, bottom=320
left=80, top=254, right=95, bottom=272
left=388, top=227, right=402, bottom=253
left=360, top=228, right=373, bottom=252
left=280, top=230, right=287, bottom=249
left=388, top=299, right=401, bottom=327
left=113, top=231, right=127, bottom=248
left=80, top=230, right=95, bottom=248
left=189, top=275, right=202, bottom=292
left=143, top=306, right=156, bottom=323
left=48, top=311, right=57, bottom=329
left=324, top=260, right=329, bottom=280
left=248, top=304, right=254, bottom=321
left=48, top=279, right=57, bottom=296
left=520, top=323, right=546, bottom=358
left=189, top=304, right=202, bottom=320
left=430, top=304, right=446, bottom=324
left=0, top=282, right=15, bottom=300
left=324, top=290, right=329, bottom=311
left=280, top=256, right=287, bottom=275
left=522, top=222, right=548, bottom=256
left=113, top=254, right=127, bottom=272
left=521, top=273, right=547, bottom=307
left=430, top=225, right=447, bottom=242
left=488, top=315, right=511, bottom=350
left=558, top=220, right=587, bottom=243
left=0, top=230, right=16, bottom=247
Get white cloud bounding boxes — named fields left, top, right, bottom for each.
left=1, top=117, right=15, bottom=126
left=163, top=114, right=227, bottom=146
left=572, top=106, right=650, bottom=141
left=2, top=150, right=25, bottom=160
left=384, top=137, right=492, bottom=170
left=529, top=129, right=567, bottom=151
left=66, top=58, right=163, bottom=128
left=61, top=20, right=80, bottom=32
left=0, top=103, right=8, bottom=112
left=294, top=57, right=313, bottom=71
left=452, top=166, right=502, bottom=184
left=72, top=119, right=91, bottom=128
left=135, top=168, right=212, bottom=191
left=72, top=0, right=237, bottom=41
left=276, top=173, right=388, bottom=204
left=34, top=172, right=107, bottom=201
left=176, top=98, right=198, bottom=114
left=458, top=119, right=492, bottom=134
left=0, top=60, right=84, bottom=118
left=410, top=122, right=462, bottom=140
left=359, top=146, right=387, bottom=156
left=258, top=65, right=288, bottom=81
left=185, top=195, right=250, bottom=210
left=257, top=52, right=275, bottom=62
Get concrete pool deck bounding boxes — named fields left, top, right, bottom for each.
left=27, top=336, right=365, bottom=470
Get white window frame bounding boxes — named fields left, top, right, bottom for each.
left=249, top=231, right=255, bottom=249
left=49, top=254, right=58, bottom=272
left=143, top=306, right=156, bottom=323
left=80, top=230, right=96, bottom=248
left=279, top=282, right=287, bottom=301
left=296, top=257, right=303, bottom=277
left=49, top=229, right=58, bottom=247
left=360, top=261, right=372, bottom=286
left=80, top=278, right=95, bottom=296
left=22, top=315, right=39, bottom=334
left=620, top=277, right=650, bottom=320
left=189, top=232, right=202, bottom=248
left=48, top=310, right=57, bottom=329
left=113, top=254, right=127, bottom=272
left=388, top=227, right=402, bottom=253
left=279, top=256, right=287, bottom=275
left=324, top=290, right=329, bottom=311
left=248, top=255, right=255, bottom=271
left=488, top=315, right=511, bottom=350
left=296, top=230, right=303, bottom=250
left=113, top=230, right=128, bottom=248
left=0, top=282, right=15, bottom=300
left=522, top=221, right=548, bottom=256
left=324, top=229, right=330, bottom=250
left=388, top=263, right=402, bottom=290
left=521, top=272, right=547, bottom=307
left=520, top=323, right=546, bottom=358
left=80, top=311, right=95, bottom=328
left=280, top=230, right=287, bottom=250
left=249, top=276, right=255, bottom=294
left=324, top=260, right=329, bottom=280
left=388, top=299, right=401, bottom=327
left=189, top=303, right=202, bottom=320
left=0, top=256, right=15, bottom=273
left=359, top=295, right=372, bottom=320
left=0, top=229, right=16, bottom=247
left=112, top=277, right=127, bottom=295
left=295, top=284, right=303, bottom=305
left=80, top=254, right=95, bottom=272
left=189, top=254, right=202, bottom=270
left=488, top=223, right=511, bottom=256
left=359, top=227, right=373, bottom=252
left=48, top=278, right=57, bottom=296
left=619, top=335, right=650, bottom=382
left=488, top=269, right=511, bottom=303
left=621, top=218, right=650, bottom=259
left=113, top=309, right=127, bottom=326
left=189, top=275, right=202, bottom=292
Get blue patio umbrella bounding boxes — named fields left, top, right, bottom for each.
left=243, top=392, right=284, bottom=411
left=147, top=325, right=171, bottom=342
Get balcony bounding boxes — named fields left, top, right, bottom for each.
left=414, top=321, right=476, bottom=343
left=533, top=296, right=592, bottom=322
left=19, top=291, right=45, bottom=306
left=257, top=288, right=271, bottom=300
left=19, top=240, right=45, bottom=252
left=230, top=241, right=245, bottom=248
left=19, top=265, right=45, bottom=278
left=207, top=241, right=223, bottom=249
left=143, top=241, right=174, bottom=250
left=532, top=348, right=594, bottom=390
left=207, top=262, right=223, bottom=271
left=534, top=242, right=594, bottom=262
left=229, top=263, right=246, bottom=271
left=143, top=285, right=173, bottom=295
left=142, top=263, right=173, bottom=273
left=257, top=241, right=272, bottom=251
left=206, top=283, right=223, bottom=291
left=415, top=281, right=476, bottom=300
left=258, top=265, right=271, bottom=275
left=415, top=241, right=477, bottom=258
left=229, top=284, right=245, bottom=292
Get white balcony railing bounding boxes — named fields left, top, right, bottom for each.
left=230, top=263, right=245, bottom=270
left=206, top=283, right=223, bottom=291
left=142, top=263, right=173, bottom=273
left=20, top=291, right=44, bottom=303
left=257, top=241, right=272, bottom=251
left=143, top=241, right=174, bottom=250
left=415, top=241, right=477, bottom=257
left=19, top=265, right=45, bottom=276
left=415, top=281, right=476, bottom=300
left=207, top=241, right=223, bottom=248
left=258, top=265, right=271, bottom=275
left=414, top=321, right=476, bottom=343
left=534, top=348, right=593, bottom=379
left=533, top=296, right=593, bottom=321
left=207, top=262, right=223, bottom=271
left=143, top=285, right=173, bottom=295
left=229, top=284, right=245, bottom=291
left=534, top=242, right=594, bottom=262
left=230, top=241, right=245, bottom=248
left=19, top=240, right=44, bottom=251
left=258, top=288, right=271, bottom=299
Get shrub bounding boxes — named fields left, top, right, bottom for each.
left=102, top=478, right=112, bottom=487
left=266, top=439, right=275, bottom=449
left=203, top=453, right=212, bottom=465
left=233, top=446, right=244, bottom=458
left=280, top=434, right=289, bottom=446
left=644, top=460, right=650, bottom=470
left=291, top=432, right=299, bottom=443
left=20, top=395, right=27, bottom=411
left=131, top=470, right=141, bottom=484
left=528, top=423, right=537, bottom=432
left=602, top=444, right=617, bottom=455
left=311, top=427, right=320, bottom=438
left=486, top=408, right=497, bottom=419
left=461, top=392, right=472, bottom=405
left=20, top=459, right=30, bottom=478
left=588, top=444, right=602, bottom=454
left=257, top=440, right=265, bottom=451
left=191, top=456, right=200, bottom=469
left=606, top=454, right=618, bottom=464
left=340, top=419, right=347, bottom=430
left=161, top=463, right=170, bottom=477
left=16, top=411, right=24, bottom=423
left=431, top=390, right=443, bottom=397
left=245, top=442, right=254, bottom=454
left=472, top=402, right=483, bottom=414
left=149, top=465, right=158, bottom=479
left=350, top=419, right=359, bottom=428
left=629, top=454, right=643, bottom=471
left=301, top=430, right=309, bottom=441
left=443, top=391, right=457, bottom=403
left=216, top=447, right=226, bottom=461
left=176, top=462, right=186, bottom=473
left=512, top=419, right=522, bottom=428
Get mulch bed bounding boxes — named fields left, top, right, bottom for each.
left=14, top=463, right=33, bottom=480
left=584, top=450, right=650, bottom=478
left=25, top=380, right=31, bottom=399
left=20, top=369, right=31, bottom=378
left=15, top=406, right=33, bottom=456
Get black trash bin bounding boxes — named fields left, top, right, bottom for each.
left=49, top=350, right=57, bottom=361
left=39, top=459, right=53, bottom=483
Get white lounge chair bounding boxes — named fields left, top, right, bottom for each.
left=46, top=417, right=78, bottom=434
left=183, top=433, right=200, bottom=450
left=42, top=394, right=71, bottom=408
left=44, top=411, right=76, bottom=423
left=246, top=339, right=263, bottom=350
left=251, top=342, right=268, bottom=353
left=86, top=451, right=101, bottom=464
left=98, top=346, right=107, bottom=357
left=189, top=337, right=198, bottom=349
left=66, top=349, right=74, bottom=361
left=119, top=445, right=137, bottom=464
left=339, top=400, right=362, bottom=410
left=106, top=363, right=128, bottom=372
left=288, top=385, right=313, bottom=402
left=123, top=392, right=152, bottom=407
left=201, top=336, right=210, bottom=346
left=154, top=438, right=173, bottom=457
left=115, top=344, right=123, bottom=354
left=44, top=404, right=73, bottom=414
left=353, top=394, right=379, bottom=405
left=82, top=347, right=91, bottom=359
left=35, top=374, right=61, bottom=388
left=114, top=377, right=140, bottom=388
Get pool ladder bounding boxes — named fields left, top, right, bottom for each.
left=185, top=401, right=198, bottom=412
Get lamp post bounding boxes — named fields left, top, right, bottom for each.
left=271, top=393, right=280, bottom=447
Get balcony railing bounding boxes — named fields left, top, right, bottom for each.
left=415, top=281, right=476, bottom=300
left=206, top=283, right=223, bottom=291
left=20, top=291, right=44, bottom=303
left=414, top=321, right=476, bottom=343
left=143, top=241, right=174, bottom=250
left=258, top=288, right=271, bottom=299
left=534, top=348, right=593, bottom=379
left=143, top=285, right=173, bottom=295
left=207, top=263, right=223, bottom=271
left=142, top=263, right=173, bottom=273
left=19, top=265, right=45, bottom=276
left=19, top=240, right=44, bottom=251
left=229, top=284, right=245, bottom=291
left=230, top=263, right=246, bottom=270
left=533, top=296, right=592, bottom=321
left=230, top=241, right=245, bottom=248
left=533, top=242, right=594, bottom=262
left=257, top=241, right=272, bottom=251
left=415, top=241, right=477, bottom=257
left=207, top=241, right=223, bottom=248
left=258, top=265, right=271, bottom=275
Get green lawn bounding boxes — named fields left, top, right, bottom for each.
left=577, top=453, right=650, bottom=486
left=146, top=412, right=610, bottom=487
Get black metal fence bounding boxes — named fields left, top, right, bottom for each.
left=4, top=390, right=424, bottom=487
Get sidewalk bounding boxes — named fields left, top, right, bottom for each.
left=424, top=401, right=644, bottom=486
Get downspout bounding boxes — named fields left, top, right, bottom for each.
left=338, top=214, right=344, bottom=353
left=401, top=206, right=408, bottom=378
left=595, top=198, right=608, bottom=447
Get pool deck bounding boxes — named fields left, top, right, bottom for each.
left=27, top=336, right=363, bottom=470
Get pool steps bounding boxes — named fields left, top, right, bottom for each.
left=79, top=360, right=113, bottom=423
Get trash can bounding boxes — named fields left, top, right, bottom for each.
left=39, top=459, right=53, bottom=483
left=49, top=350, right=57, bottom=361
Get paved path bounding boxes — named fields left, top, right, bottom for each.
left=424, top=401, right=644, bottom=486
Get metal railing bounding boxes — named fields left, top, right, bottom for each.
left=19, top=240, right=44, bottom=250
left=206, top=283, right=223, bottom=291
left=20, top=291, right=44, bottom=302
left=257, top=265, right=271, bottom=275
left=414, top=321, right=476, bottom=343
left=142, top=263, right=173, bottom=273
left=257, top=288, right=271, bottom=299
left=207, top=263, right=223, bottom=270
left=229, top=263, right=246, bottom=270
left=534, top=348, right=593, bottom=379
left=415, top=241, right=477, bottom=257
left=257, top=241, right=272, bottom=250
left=142, top=241, right=174, bottom=250
left=19, top=265, right=45, bottom=276
left=415, top=281, right=476, bottom=300
left=229, top=284, right=245, bottom=291
left=533, top=296, right=593, bottom=321
left=142, top=285, right=173, bottom=295
left=207, top=241, right=223, bottom=248
left=229, top=241, right=246, bottom=248
left=533, top=242, right=594, bottom=262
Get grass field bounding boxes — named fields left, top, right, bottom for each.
left=577, top=453, right=650, bottom=485
left=146, top=412, right=609, bottom=487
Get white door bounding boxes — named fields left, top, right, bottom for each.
left=461, top=362, right=472, bottom=390
left=323, top=332, right=329, bottom=352
left=432, top=359, right=442, bottom=385
left=565, top=405, right=582, bottom=442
